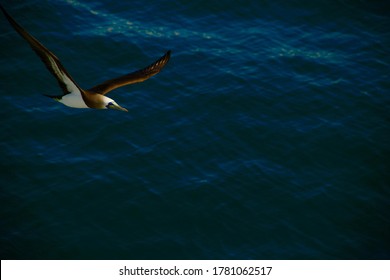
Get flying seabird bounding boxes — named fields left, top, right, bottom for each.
left=1, top=5, right=171, bottom=112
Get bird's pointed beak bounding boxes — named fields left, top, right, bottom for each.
left=108, top=104, right=128, bottom=112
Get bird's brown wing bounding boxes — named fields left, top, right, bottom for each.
left=88, top=50, right=171, bottom=95
left=1, top=5, right=82, bottom=95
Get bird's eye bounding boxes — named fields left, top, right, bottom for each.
left=106, top=102, right=113, bottom=108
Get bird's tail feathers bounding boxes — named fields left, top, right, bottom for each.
left=43, top=94, right=62, bottom=101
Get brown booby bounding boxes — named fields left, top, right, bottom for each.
left=1, top=5, right=171, bottom=112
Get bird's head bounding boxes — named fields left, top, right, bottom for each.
left=103, top=96, right=128, bottom=112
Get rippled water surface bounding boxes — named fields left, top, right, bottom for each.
left=1, top=0, right=389, bottom=259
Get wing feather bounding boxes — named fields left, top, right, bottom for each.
left=88, top=50, right=171, bottom=95
left=1, top=5, right=81, bottom=95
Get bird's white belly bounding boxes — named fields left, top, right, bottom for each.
left=59, top=92, right=89, bottom=108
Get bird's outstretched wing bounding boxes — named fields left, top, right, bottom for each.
left=88, top=50, right=171, bottom=95
left=1, top=5, right=81, bottom=95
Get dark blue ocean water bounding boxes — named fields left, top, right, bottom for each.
left=1, top=0, right=389, bottom=259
